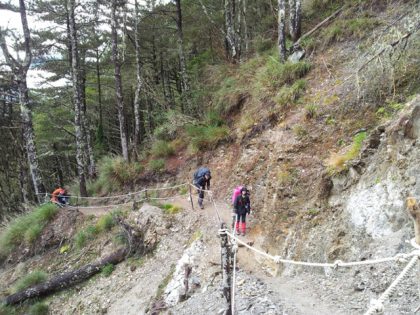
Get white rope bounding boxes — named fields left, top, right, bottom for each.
left=364, top=254, right=419, bottom=315
left=39, top=182, right=188, bottom=200
left=225, top=231, right=419, bottom=268
left=68, top=200, right=139, bottom=210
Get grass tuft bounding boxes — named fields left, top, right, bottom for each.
left=12, top=270, right=47, bottom=293
left=161, top=203, right=182, bottom=215
left=148, top=159, right=166, bottom=172
left=150, top=140, right=174, bottom=158
left=0, top=204, right=59, bottom=259
left=101, top=263, right=115, bottom=277
left=88, top=157, right=144, bottom=195
left=327, top=131, right=367, bottom=173
left=185, top=124, right=229, bottom=153
left=28, top=302, right=49, bottom=315
left=96, top=213, right=115, bottom=233
left=275, top=79, right=307, bottom=107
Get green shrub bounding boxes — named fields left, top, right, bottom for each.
left=275, top=79, right=307, bottom=107
left=74, top=230, right=87, bottom=249
left=214, top=77, right=243, bottom=115
left=186, top=124, right=229, bottom=152
left=0, top=204, right=59, bottom=258
left=101, top=263, right=115, bottom=277
left=24, top=224, right=44, bottom=244
left=257, top=58, right=311, bottom=91
left=305, top=104, right=318, bottom=119
left=148, top=159, right=166, bottom=172
left=151, top=140, right=174, bottom=158
left=161, top=203, right=182, bottom=215
left=96, top=213, right=115, bottom=232
left=13, top=270, right=47, bottom=293
left=90, top=156, right=144, bottom=195
left=28, top=302, right=49, bottom=315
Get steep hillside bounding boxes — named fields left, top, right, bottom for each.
left=1, top=1, right=420, bottom=315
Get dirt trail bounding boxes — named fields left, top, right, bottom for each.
left=74, top=192, right=346, bottom=314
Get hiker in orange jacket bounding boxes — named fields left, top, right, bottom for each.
left=51, top=187, right=68, bottom=205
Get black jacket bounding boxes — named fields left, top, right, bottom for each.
left=234, top=195, right=250, bottom=215
left=195, top=176, right=210, bottom=190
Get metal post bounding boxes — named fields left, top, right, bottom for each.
left=189, top=184, right=194, bottom=210
left=219, top=223, right=232, bottom=315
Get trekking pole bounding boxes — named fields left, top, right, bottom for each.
left=189, top=184, right=194, bottom=210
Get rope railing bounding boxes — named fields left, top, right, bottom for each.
left=39, top=182, right=189, bottom=200
left=364, top=254, right=419, bottom=315
left=225, top=230, right=419, bottom=268
left=43, top=180, right=419, bottom=315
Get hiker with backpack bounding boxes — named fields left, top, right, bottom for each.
left=193, top=167, right=211, bottom=209
left=233, top=187, right=251, bottom=236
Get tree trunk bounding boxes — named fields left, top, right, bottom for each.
left=0, top=0, right=45, bottom=202
left=175, top=0, right=191, bottom=111
left=0, top=0, right=46, bottom=202
left=79, top=51, right=96, bottom=179
left=295, top=0, right=302, bottom=41
left=18, top=79, right=46, bottom=201
left=242, top=0, right=249, bottom=56
left=224, top=0, right=238, bottom=62
left=5, top=248, right=128, bottom=305
left=133, top=0, right=143, bottom=156
left=111, top=0, right=129, bottom=162
left=236, top=0, right=242, bottom=61
left=289, top=0, right=302, bottom=42
left=278, top=0, right=287, bottom=62
left=68, top=0, right=87, bottom=197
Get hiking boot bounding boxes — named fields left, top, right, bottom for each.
left=200, top=204, right=204, bottom=209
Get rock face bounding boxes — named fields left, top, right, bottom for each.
left=128, top=203, right=168, bottom=251
left=330, top=100, right=420, bottom=239
left=163, top=239, right=204, bottom=306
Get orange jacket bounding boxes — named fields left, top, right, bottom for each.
left=51, top=188, right=65, bottom=202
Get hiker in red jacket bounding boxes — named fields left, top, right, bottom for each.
left=233, top=187, right=251, bottom=236
left=51, top=187, right=68, bottom=205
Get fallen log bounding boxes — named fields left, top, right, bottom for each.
left=5, top=248, right=127, bottom=305
left=295, top=7, right=343, bottom=46
left=5, top=217, right=146, bottom=305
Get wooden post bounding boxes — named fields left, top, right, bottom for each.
left=406, top=197, right=420, bottom=304
left=189, top=184, right=194, bottom=210
left=219, top=223, right=232, bottom=315
left=145, top=189, right=148, bottom=201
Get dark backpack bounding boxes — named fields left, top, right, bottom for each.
left=193, top=167, right=211, bottom=184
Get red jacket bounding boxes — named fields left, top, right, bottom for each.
left=51, top=188, right=65, bottom=202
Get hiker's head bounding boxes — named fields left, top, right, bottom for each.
left=204, top=173, right=210, bottom=180
left=241, top=187, right=248, bottom=196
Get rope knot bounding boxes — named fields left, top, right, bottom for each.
left=274, top=256, right=282, bottom=264
left=232, top=244, right=238, bottom=253
left=395, top=253, right=408, bottom=264
left=369, top=299, right=384, bottom=313
left=410, top=238, right=420, bottom=250
left=218, top=228, right=227, bottom=236
left=333, top=260, right=343, bottom=269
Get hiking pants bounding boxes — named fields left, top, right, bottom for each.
left=236, top=213, right=246, bottom=223
left=196, top=187, right=204, bottom=206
